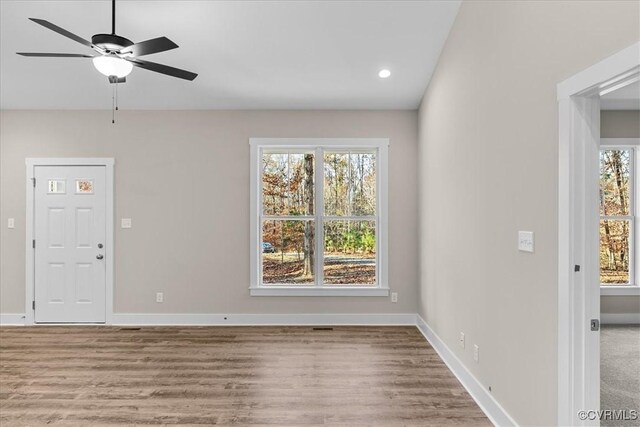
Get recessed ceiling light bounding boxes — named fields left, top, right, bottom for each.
left=378, top=69, right=391, bottom=79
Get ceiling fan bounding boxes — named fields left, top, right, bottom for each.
left=16, top=0, right=198, bottom=83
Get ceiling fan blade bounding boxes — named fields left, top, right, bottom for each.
left=127, top=58, right=197, bottom=81
left=17, top=52, right=93, bottom=58
left=119, top=36, right=178, bottom=57
left=28, top=18, right=93, bottom=49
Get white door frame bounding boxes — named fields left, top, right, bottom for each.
left=25, top=158, right=115, bottom=325
left=557, top=42, right=639, bottom=426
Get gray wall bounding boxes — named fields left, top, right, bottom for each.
left=601, top=109, right=640, bottom=316
left=601, top=110, right=640, bottom=138
left=0, top=110, right=418, bottom=315
left=417, top=1, right=639, bottom=426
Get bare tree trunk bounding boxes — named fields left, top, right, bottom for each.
left=611, top=152, right=629, bottom=270
left=303, top=154, right=314, bottom=277
left=279, top=221, right=284, bottom=264
left=333, top=155, right=339, bottom=214
left=359, top=154, right=364, bottom=212
left=601, top=158, right=615, bottom=272
left=612, top=151, right=627, bottom=212
left=603, top=220, right=614, bottom=270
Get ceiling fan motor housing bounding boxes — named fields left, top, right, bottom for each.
left=91, top=34, right=133, bottom=52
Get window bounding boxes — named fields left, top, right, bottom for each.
left=250, top=139, right=389, bottom=296
left=599, top=143, right=640, bottom=293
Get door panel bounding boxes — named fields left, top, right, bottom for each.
left=34, top=166, right=106, bottom=323
left=75, top=208, right=93, bottom=248
left=47, top=208, right=65, bottom=247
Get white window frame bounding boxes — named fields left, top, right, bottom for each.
left=249, top=138, right=389, bottom=296
left=600, top=138, right=640, bottom=296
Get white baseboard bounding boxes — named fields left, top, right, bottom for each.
left=416, top=315, right=517, bottom=427
left=112, top=312, right=416, bottom=326
left=0, top=313, right=26, bottom=325
left=601, top=313, right=640, bottom=324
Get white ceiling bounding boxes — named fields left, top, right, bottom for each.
left=601, top=81, right=640, bottom=110
left=0, top=1, right=460, bottom=110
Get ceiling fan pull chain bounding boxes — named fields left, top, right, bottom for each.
left=112, top=82, right=115, bottom=124
left=116, top=79, right=119, bottom=111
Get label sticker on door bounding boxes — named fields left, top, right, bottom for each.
left=76, top=180, right=93, bottom=194
left=47, top=180, right=66, bottom=194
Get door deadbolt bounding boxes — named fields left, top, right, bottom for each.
left=98, top=243, right=103, bottom=248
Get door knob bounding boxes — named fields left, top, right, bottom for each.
left=96, top=254, right=104, bottom=260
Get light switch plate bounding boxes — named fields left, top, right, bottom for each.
left=518, top=231, right=534, bottom=252
left=121, top=218, right=132, bottom=229
left=7, top=218, right=15, bottom=229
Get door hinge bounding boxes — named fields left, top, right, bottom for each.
left=574, top=265, right=580, bottom=272
left=32, top=239, right=35, bottom=249
left=32, top=300, right=35, bottom=310
left=31, top=177, right=36, bottom=187
left=590, top=319, right=600, bottom=331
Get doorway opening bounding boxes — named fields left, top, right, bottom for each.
left=598, top=83, right=640, bottom=426
left=557, top=43, right=639, bottom=426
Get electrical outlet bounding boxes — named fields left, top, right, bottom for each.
left=391, top=292, right=398, bottom=303
left=459, top=332, right=465, bottom=349
left=473, top=344, right=479, bottom=363
left=156, top=292, right=164, bottom=303
left=7, top=218, right=15, bottom=229
left=121, top=218, right=132, bottom=229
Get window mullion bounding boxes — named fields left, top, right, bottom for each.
left=324, top=215, right=377, bottom=221
left=315, top=147, right=324, bottom=286
left=262, top=215, right=315, bottom=221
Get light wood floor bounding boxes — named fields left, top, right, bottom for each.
left=0, top=326, right=489, bottom=426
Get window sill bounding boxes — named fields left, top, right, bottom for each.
left=600, top=285, right=640, bottom=296
left=249, top=286, right=390, bottom=297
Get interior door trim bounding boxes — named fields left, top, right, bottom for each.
left=25, top=158, right=115, bottom=325
left=557, top=41, right=640, bottom=426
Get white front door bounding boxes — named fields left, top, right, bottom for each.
left=34, top=166, right=106, bottom=323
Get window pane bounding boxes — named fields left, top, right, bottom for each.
left=76, top=180, right=93, bottom=194
left=600, top=219, right=630, bottom=284
left=262, top=220, right=315, bottom=284
left=47, top=179, right=66, bottom=194
left=324, top=151, right=376, bottom=216
left=323, top=220, right=376, bottom=285
left=262, top=151, right=314, bottom=216
left=600, top=150, right=630, bottom=216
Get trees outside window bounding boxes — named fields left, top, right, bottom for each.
left=599, top=148, right=634, bottom=285
left=250, top=139, right=388, bottom=294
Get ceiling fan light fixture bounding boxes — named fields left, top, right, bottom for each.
left=92, top=55, right=133, bottom=78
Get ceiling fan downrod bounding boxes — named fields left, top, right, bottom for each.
left=111, top=0, right=116, bottom=35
